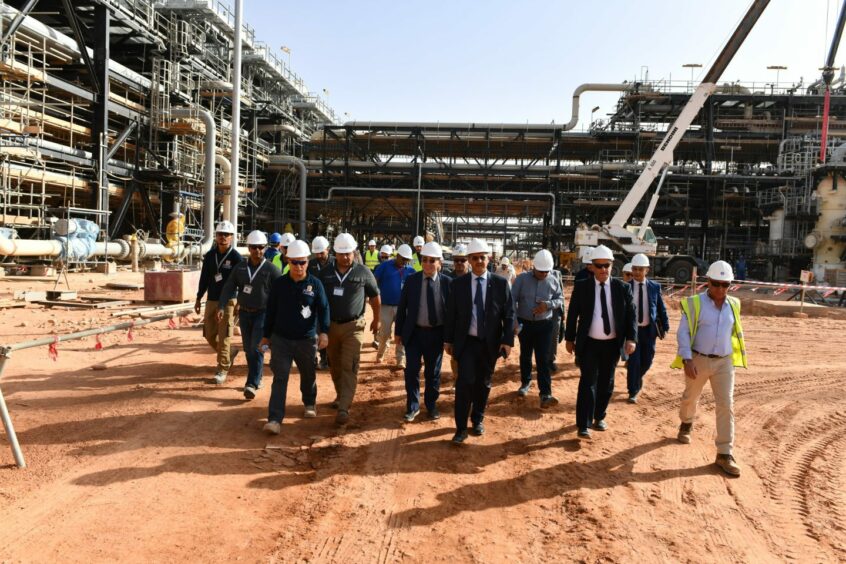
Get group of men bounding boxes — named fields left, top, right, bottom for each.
left=195, top=225, right=747, bottom=477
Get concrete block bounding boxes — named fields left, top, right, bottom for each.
left=144, top=269, right=201, bottom=302
left=29, top=265, right=55, bottom=277
left=14, top=290, right=47, bottom=302
left=46, top=290, right=78, bottom=301
left=93, top=262, right=117, bottom=274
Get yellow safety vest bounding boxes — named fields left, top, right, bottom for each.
left=364, top=249, right=380, bottom=270
left=271, top=254, right=290, bottom=275
left=671, top=294, right=747, bottom=369
left=411, top=253, right=423, bottom=272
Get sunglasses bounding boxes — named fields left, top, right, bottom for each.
left=453, top=258, right=467, bottom=263
left=710, top=280, right=730, bottom=288
left=289, top=259, right=308, bottom=266
left=593, top=263, right=612, bottom=270
left=216, top=233, right=232, bottom=237
left=470, top=255, right=487, bottom=262
left=248, top=245, right=264, bottom=250
left=421, top=257, right=438, bottom=264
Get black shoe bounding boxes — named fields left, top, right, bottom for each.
left=452, top=430, right=469, bottom=445
left=329, top=398, right=339, bottom=410
left=517, top=382, right=531, bottom=397
left=592, top=419, right=608, bottom=431
left=550, top=363, right=560, bottom=374
left=471, top=422, right=485, bottom=436
left=540, top=395, right=559, bottom=409
left=428, top=408, right=441, bottom=420
left=403, top=408, right=420, bottom=422
left=577, top=428, right=591, bottom=439
left=627, top=394, right=638, bottom=404
left=318, top=360, right=329, bottom=370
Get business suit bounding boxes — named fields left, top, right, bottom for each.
left=565, top=277, right=636, bottom=431
left=395, top=271, right=452, bottom=415
left=627, top=278, right=670, bottom=398
left=444, top=272, right=515, bottom=432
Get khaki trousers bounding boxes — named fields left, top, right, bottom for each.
left=203, top=299, right=236, bottom=371
left=377, top=305, right=404, bottom=363
left=328, top=317, right=366, bottom=412
left=679, top=354, right=735, bottom=455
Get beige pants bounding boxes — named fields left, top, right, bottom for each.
left=203, top=299, right=236, bottom=371
left=679, top=354, right=735, bottom=455
left=377, top=305, right=404, bottom=363
left=328, top=317, right=367, bottom=412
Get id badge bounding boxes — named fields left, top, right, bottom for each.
left=214, top=273, right=223, bottom=282
left=301, top=305, right=312, bottom=319
left=333, top=286, right=345, bottom=297
left=243, top=285, right=253, bottom=295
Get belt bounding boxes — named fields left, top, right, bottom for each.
left=467, top=335, right=485, bottom=342
left=332, top=315, right=363, bottom=324
left=518, top=318, right=552, bottom=324
left=239, top=306, right=263, bottom=313
left=693, top=350, right=728, bottom=359
left=416, top=325, right=443, bottom=330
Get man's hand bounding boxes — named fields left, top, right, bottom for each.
left=565, top=340, right=575, bottom=355
left=317, top=333, right=328, bottom=350
left=370, top=319, right=379, bottom=336
left=258, top=337, right=270, bottom=352
left=444, top=343, right=454, bottom=356
left=194, top=298, right=202, bottom=315
left=216, top=309, right=224, bottom=322
left=394, top=335, right=402, bottom=346
left=499, top=344, right=511, bottom=359
left=531, top=302, right=549, bottom=315
left=625, top=340, right=636, bottom=356
left=683, top=359, right=698, bottom=380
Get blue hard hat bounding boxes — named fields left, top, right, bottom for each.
left=269, top=232, right=282, bottom=244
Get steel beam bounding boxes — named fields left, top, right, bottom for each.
left=0, top=0, right=39, bottom=52
left=106, top=120, right=137, bottom=161
left=59, top=0, right=101, bottom=95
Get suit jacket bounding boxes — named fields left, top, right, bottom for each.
left=565, top=277, right=637, bottom=359
left=395, top=271, right=452, bottom=343
left=445, top=272, right=515, bottom=366
left=629, top=278, right=670, bottom=338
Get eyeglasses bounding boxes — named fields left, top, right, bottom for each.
left=470, top=255, right=487, bottom=262
left=421, top=257, right=438, bottom=264
left=593, top=263, right=612, bottom=270
left=289, top=259, right=308, bottom=266
left=453, top=258, right=467, bottom=263
left=248, top=245, right=264, bottom=250
left=709, top=280, right=730, bottom=288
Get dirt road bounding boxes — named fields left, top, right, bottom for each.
left=0, top=272, right=844, bottom=562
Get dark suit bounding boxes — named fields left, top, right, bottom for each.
left=444, top=272, right=515, bottom=431
left=627, top=278, right=670, bottom=397
left=395, top=272, right=452, bottom=414
left=565, top=277, right=636, bottom=431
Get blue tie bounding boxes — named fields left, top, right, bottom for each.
left=426, top=277, right=437, bottom=325
left=638, top=282, right=645, bottom=325
left=475, top=276, right=486, bottom=336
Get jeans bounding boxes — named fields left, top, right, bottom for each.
left=576, top=337, right=619, bottom=431
left=403, top=326, right=444, bottom=413
left=238, top=309, right=266, bottom=389
left=517, top=318, right=553, bottom=395
left=267, top=334, right=318, bottom=423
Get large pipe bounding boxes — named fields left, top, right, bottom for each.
left=256, top=123, right=306, bottom=138
left=216, top=154, right=232, bottom=223
left=230, top=0, right=243, bottom=235
left=270, top=156, right=308, bottom=237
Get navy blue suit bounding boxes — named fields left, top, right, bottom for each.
left=627, top=278, right=670, bottom=397
left=396, top=272, right=452, bottom=414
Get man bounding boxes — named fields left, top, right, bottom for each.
left=574, top=247, right=594, bottom=281
left=364, top=239, right=380, bottom=271
left=373, top=243, right=415, bottom=367
left=320, top=232, right=381, bottom=425
left=195, top=220, right=243, bottom=384
left=547, top=265, right=565, bottom=374
left=626, top=253, right=670, bottom=404
left=271, top=232, right=296, bottom=273
left=672, top=260, right=747, bottom=477
left=411, top=235, right=425, bottom=272
left=395, top=242, right=452, bottom=422
left=265, top=232, right=283, bottom=260
left=378, top=244, right=392, bottom=264
left=444, top=238, right=515, bottom=445
left=259, top=241, right=329, bottom=434
left=565, top=244, right=636, bottom=439
left=447, top=243, right=469, bottom=279
left=219, top=230, right=283, bottom=397
left=308, top=235, right=334, bottom=370
left=622, top=263, right=633, bottom=283
left=512, top=249, right=563, bottom=408
left=496, top=256, right=516, bottom=285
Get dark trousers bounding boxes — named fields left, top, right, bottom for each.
left=239, top=309, right=266, bottom=389
left=403, top=326, right=444, bottom=413
left=576, top=337, right=620, bottom=430
left=454, top=337, right=494, bottom=431
left=517, top=318, right=553, bottom=395
left=548, top=310, right=562, bottom=368
left=268, top=334, right=318, bottom=423
left=627, top=324, right=656, bottom=396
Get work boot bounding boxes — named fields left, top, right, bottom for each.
left=214, top=370, right=227, bottom=385
left=263, top=420, right=281, bottom=435
left=540, top=395, right=559, bottom=409
left=335, top=410, right=349, bottom=425
left=677, top=422, right=693, bottom=444
left=715, top=454, right=741, bottom=476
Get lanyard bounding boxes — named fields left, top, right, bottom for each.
left=246, top=259, right=266, bottom=284
left=334, top=267, right=352, bottom=286
left=215, top=247, right=233, bottom=273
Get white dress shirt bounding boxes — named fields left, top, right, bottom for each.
left=677, top=291, right=736, bottom=359
left=635, top=280, right=650, bottom=327
left=468, top=271, right=489, bottom=337
left=588, top=278, right=617, bottom=340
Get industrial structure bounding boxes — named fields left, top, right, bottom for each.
left=1, top=0, right=845, bottom=283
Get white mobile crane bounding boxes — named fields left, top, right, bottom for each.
left=575, top=0, right=770, bottom=282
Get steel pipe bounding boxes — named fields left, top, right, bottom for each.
left=269, top=156, right=308, bottom=237
left=230, top=0, right=244, bottom=235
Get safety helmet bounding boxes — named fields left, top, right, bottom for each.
left=246, top=230, right=268, bottom=245
left=334, top=232, right=358, bottom=253
left=467, top=238, right=491, bottom=255
left=215, top=220, right=236, bottom=234
left=622, top=263, right=633, bottom=273
left=412, top=235, right=425, bottom=247
left=499, top=257, right=510, bottom=266
left=396, top=244, right=413, bottom=260
left=311, top=236, right=329, bottom=254
left=580, top=247, right=594, bottom=264
left=269, top=232, right=282, bottom=244
left=421, top=241, right=443, bottom=259
left=590, top=245, right=614, bottom=262
left=452, top=243, right=467, bottom=258
left=533, top=249, right=554, bottom=272
left=280, top=233, right=296, bottom=247
left=286, top=240, right=310, bottom=259
left=379, top=244, right=392, bottom=255
left=631, top=253, right=650, bottom=267
left=706, top=260, right=734, bottom=282
left=368, top=239, right=376, bottom=246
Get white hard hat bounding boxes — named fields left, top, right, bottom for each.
left=334, top=232, right=358, bottom=253
left=466, top=238, right=491, bottom=255
left=311, top=236, right=329, bottom=253
left=246, top=230, right=267, bottom=245
left=215, top=220, right=236, bottom=234
left=413, top=235, right=425, bottom=247
left=631, top=253, right=650, bottom=267
left=396, top=244, right=413, bottom=260
left=622, top=263, right=633, bottom=273
left=368, top=239, right=376, bottom=246
left=286, top=240, right=310, bottom=259
left=500, top=257, right=510, bottom=266
left=581, top=247, right=594, bottom=264
left=421, top=241, right=443, bottom=259
left=169, top=211, right=184, bottom=218
left=706, top=260, right=734, bottom=282
left=379, top=244, right=392, bottom=255
left=452, top=243, right=467, bottom=257
left=591, top=245, right=614, bottom=262
left=533, top=249, right=554, bottom=271
left=280, top=233, right=296, bottom=247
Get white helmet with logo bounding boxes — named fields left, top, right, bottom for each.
left=631, top=253, right=650, bottom=267
left=280, top=233, right=296, bottom=247
left=368, top=239, right=376, bottom=246
left=590, top=245, right=614, bottom=262
left=246, top=230, right=267, bottom=245
left=380, top=244, right=392, bottom=255
left=311, top=236, right=329, bottom=253
left=533, top=249, right=554, bottom=272
left=334, top=232, right=358, bottom=253
left=396, top=244, right=413, bottom=260
left=466, top=238, right=491, bottom=255
left=421, top=241, right=443, bottom=259
left=452, top=243, right=467, bottom=258
left=215, top=220, right=236, bottom=234
left=412, top=235, right=425, bottom=247
left=286, top=240, right=310, bottom=259
left=706, top=260, right=734, bottom=282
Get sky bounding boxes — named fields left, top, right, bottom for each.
left=244, top=0, right=842, bottom=128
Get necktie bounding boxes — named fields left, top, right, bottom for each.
left=600, top=282, right=611, bottom=335
left=426, top=277, right=437, bottom=325
left=475, top=276, right=486, bottom=336
left=639, top=282, right=645, bottom=325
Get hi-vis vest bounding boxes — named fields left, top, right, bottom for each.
left=411, top=253, right=423, bottom=272
left=364, top=249, right=380, bottom=271
left=271, top=253, right=290, bottom=275
left=671, top=294, right=747, bottom=369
